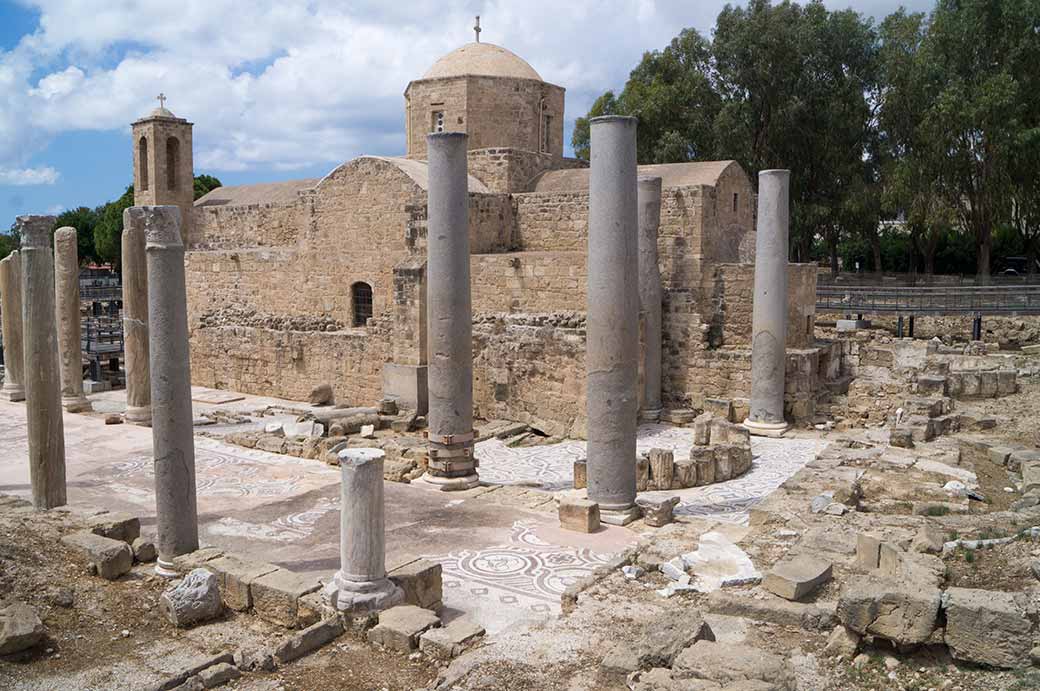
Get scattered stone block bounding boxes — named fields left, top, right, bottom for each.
left=671, top=640, right=795, bottom=689
left=822, top=625, right=860, bottom=661
left=88, top=512, right=141, bottom=545
left=692, top=412, right=713, bottom=445
left=573, top=459, right=587, bottom=489
left=388, top=559, right=443, bottom=611
left=836, top=577, right=940, bottom=646
left=705, top=591, right=835, bottom=631
left=559, top=498, right=600, bottom=533
left=197, top=662, right=240, bottom=688
left=0, top=601, right=44, bottom=655
left=988, top=446, right=1013, bottom=467
left=662, top=408, right=697, bottom=424
left=911, top=526, right=944, bottom=554
left=272, top=617, right=344, bottom=665
left=367, top=605, right=440, bottom=652
left=672, top=458, right=696, bottom=488
left=250, top=569, right=321, bottom=628
left=942, top=587, right=1033, bottom=668
left=308, top=383, right=334, bottom=406
left=360, top=424, right=375, bottom=438
left=171, top=547, right=225, bottom=573
left=710, top=418, right=751, bottom=445
left=647, top=448, right=674, bottom=491
left=636, top=455, right=650, bottom=492
left=889, top=428, right=914, bottom=448
left=160, top=569, right=223, bottom=628
left=703, top=398, right=734, bottom=422
left=284, top=420, right=323, bottom=437
left=637, top=496, right=680, bottom=528
left=997, top=369, right=1017, bottom=395
left=256, top=436, right=287, bottom=454
left=204, top=555, right=280, bottom=611
left=60, top=531, right=133, bottom=580
left=691, top=447, right=714, bottom=485
left=714, top=444, right=751, bottom=480
left=762, top=556, right=833, bottom=601
left=419, top=616, right=485, bottom=660
left=132, top=537, right=157, bottom=563
left=916, top=375, right=947, bottom=396
left=601, top=610, right=715, bottom=674
left=104, top=413, right=122, bottom=425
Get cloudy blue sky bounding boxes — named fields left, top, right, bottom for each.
left=0, top=0, right=933, bottom=221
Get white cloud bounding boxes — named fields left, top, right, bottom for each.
left=0, top=166, right=60, bottom=185
left=0, top=0, right=937, bottom=179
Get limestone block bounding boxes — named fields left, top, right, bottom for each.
left=672, top=458, right=697, bottom=489
left=636, top=456, right=650, bottom=492
left=367, top=605, right=440, bottom=652
left=573, top=459, right=587, bottom=489
left=170, top=547, right=225, bottom=572
left=637, top=496, right=679, bottom=528
left=160, top=569, right=223, bottom=628
left=308, top=383, right=334, bottom=406
left=988, top=446, right=1013, bottom=467
left=911, top=526, right=944, bottom=554
left=272, top=617, right=344, bottom=665
left=419, top=616, right=485, bottom=660
left=1022, top=460, right=1040, bottom=494
left=916, top=375, right=947, bottom=397
left=997, top=370, right=1017, bottom=396
left=197, top=662, right=240, bottom=688
left=889, top=428, right=914, bottom=448
left=648, top=448, right=674, bottom=491
left=762, top=556, right=833, bottom=601
left=716, top=444, right=752, bottom=478
left=256, top=436, right=287, bottom=454
left=732, top=398, right=750, bottom=423
left=692, top=413, right=713, bottom=446
left=601, top=610, right=715, bottom=675
left=703, top=398, right=733, bottom=422
left=710, top=418, right=751, bottom=446
left=692, top=447, right=715, bottom=486
left=204, top=555, right=280, bottom=611
left=1008, top=449, right=1040, bottom=473
left=0, top=602, right=45, bottom=655
left=943, top=587, right=1032, bottom=668
left=979, top=371, right=998, bottom=398
left=559, top=498, right=600, bottom=533
left=60, top=531, right=133, bottom=580
left=132, top=537, right=157, bottom=563
left=88, top=512, right=141, bottom=545
left=671, top=641, right=794, bottom=690
left=713, top=446, right=734, bottom=482
left=250, top=569, right=321, bottom=628
left=822, top=625, right=860, bottom=661
left=836, top=577, right=941, bottom=646
left=388, top=559, right=443, bottom=611
left=958, top=371, right=981, bottom=398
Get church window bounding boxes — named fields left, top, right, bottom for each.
left=352, top=282, right=373, bottom=327
left=432, top=110, right=445, bottom=133
left=733, top=192, right=738, bottom=213
left=138, top=137, right=149, bottom=191
left=166, top=137, right=180, bottom=191
left=542, top=115, right=552, bottom=152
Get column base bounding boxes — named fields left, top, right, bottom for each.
left=155, top=558, right=180, bottom=579
left=417, top=472, right=480, bottom=491
left=322, top=573, right=403, bottom=614
left=0, top=385, right=25, bottom=402
left=62, top=395, right=93, bottom=413
left=743, top=419, right=788, bottom=438
left=598, top=504, right=642, bottom=526
left=125, top=406, right=152, bottom=426
left=639, top=408, right=663, bottom=423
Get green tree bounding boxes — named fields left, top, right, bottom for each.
left=52, top=207, right=100, bottom=265
left=93, top=185, right=135, bottom=267
left=0, top=233, right=17, bottom=261
left=571, top=92, right=619, bottom=161
left=194, top=174, right=222, bottom=200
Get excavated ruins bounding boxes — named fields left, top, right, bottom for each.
left=3, top=36, right=1040, bottom=691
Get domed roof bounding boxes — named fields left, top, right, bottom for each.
left=149, top=106, right=176, bottom=118
left=422, top=42, right=542, bottom=81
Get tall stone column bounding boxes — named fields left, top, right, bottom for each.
left=122, top=212, right=151, bottom=425
left=586, top=116, right=640, bottom=525
left=422, top=132, right=478, bottom=491
left=0, top=251, right=25, bottom=401
left=139, top=206, right=199, bottom=575
left=745, top=170, right=791, bottom=437
left=53, top=227, right=92, bottom=413
left=18, top=215, right=66, bottom=509
left=322, top=448, right=403, bottom=613
left=637, top=175, right=664, bottom=421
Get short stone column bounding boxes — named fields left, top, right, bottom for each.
left=745, top=170, right=791, bottom=437
left=53, top=227, right=92, bottom=413
left=322, top=448, right=403, bottom=613
left=586, top=116, right=640, bottom=525
left=121, top=211, right=151, bottom=425
left=0, top=251, right=25, bottom=401
left=637, top=175, right=664, bottom=421
left=140, top=206, right=199, bottom=575
left=422, top=132, right=478, bottom=490
left=18, top=215, right=66, bottom=509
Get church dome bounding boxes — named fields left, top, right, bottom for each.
left=422, top=42, right=542, bottom=81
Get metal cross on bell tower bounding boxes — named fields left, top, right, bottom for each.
left=474, top=16, right=481, bottom=43
left=157, top=93, right=167, bottom=109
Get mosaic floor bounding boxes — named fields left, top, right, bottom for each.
left=476, top=424, right=829, bottom=525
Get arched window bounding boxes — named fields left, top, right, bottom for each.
left=138, top=137, right=149, bottom=191
left=166, top=137, right=180, bottom=191
left=352, top=282, right=373, bottom=327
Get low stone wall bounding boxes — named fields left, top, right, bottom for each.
left=470, top=252, right=586, bottom=313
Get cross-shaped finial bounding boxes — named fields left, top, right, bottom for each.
left=157, top=92, right=167, bottom=109
left=474, top=16, right=481, bottom=43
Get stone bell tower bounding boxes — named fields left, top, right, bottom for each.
left=132, top=94, right=194, bottom=241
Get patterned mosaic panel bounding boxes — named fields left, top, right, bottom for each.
left=475, top=425, right=828, bottom=525
left=426, top=521, right=614, bottom=617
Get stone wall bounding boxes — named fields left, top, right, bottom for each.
left=471, top=251, right=586, bottom=313
left=467, top=149, right=586, bottom=194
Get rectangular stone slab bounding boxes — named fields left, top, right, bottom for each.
left=762, top=556, right=833, bottom=601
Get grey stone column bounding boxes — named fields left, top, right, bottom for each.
left=53, top=227, right=92, bottom=413
left=586, top=116, right=640, bottom=525
left=140, top=206, right=199, bottom=575
left=638, top=176, right=663, bottom=421
left=422, top=132, right=478, bottom=491
left=322, top=448, right=403, bottom=613
left=18, top=215, right=66, bottom=509
left=121, top=212, right=151, bottom=425
left=0, top=251, right=25, bottom=401
left=745, top=170, right=790, bottom=437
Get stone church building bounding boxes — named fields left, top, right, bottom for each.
left=131, top=40, right=828, bottom=437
